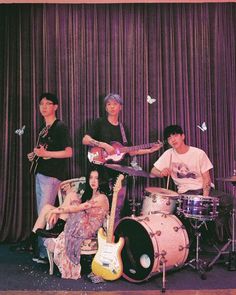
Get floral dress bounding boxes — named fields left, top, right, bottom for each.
left=45, top=195, right=109, bottom=279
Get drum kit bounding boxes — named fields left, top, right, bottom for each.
left=105, top=164, right=236, bottom=291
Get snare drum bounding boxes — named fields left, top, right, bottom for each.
left=115, top=214, right=189, bottom=282
left=177, top=195, right=219, bottom=221
left=142, top=187, right=179, bottom=215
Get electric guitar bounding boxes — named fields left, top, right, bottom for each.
left=92, top=174, right=125, bottom=281
left=88, top=140, right=163, bottom=164
left=29, top=125, right=50, bottom=174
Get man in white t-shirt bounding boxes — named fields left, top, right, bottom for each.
left=151, top=125, right=213, bottom=196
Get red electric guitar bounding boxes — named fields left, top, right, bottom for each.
left=88, top=140, right=163, bottom=165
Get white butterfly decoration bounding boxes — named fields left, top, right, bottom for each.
left=131, top=156, right=143, bottom=171
left=147, top=95, right=156, bottom=104
left=197, top=122, right=207, bottom=132
left=15, top=125, right=26, bottom=136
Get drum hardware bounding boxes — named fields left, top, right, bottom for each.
left=150, top=230, right=162, bottom=238
left=207, top=177, right=236, bottom=271
left=130, top=175, right=140, bottom=218
left=137, top=216, right=150, bottom=222
left=160, top=256, right=167, bottom=293
left=184, top=219, right=208, bottom=280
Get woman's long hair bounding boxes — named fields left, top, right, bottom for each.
left=81, top=167, right=110, bottom=203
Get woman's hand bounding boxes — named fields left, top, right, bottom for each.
left=81, top=201, right=93, bottom=210
left=47, top=211, right=59, bottom=227
left=82, top=199, right=99, bottom=210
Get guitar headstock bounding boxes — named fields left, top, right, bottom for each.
left=113, top=174, right=124, bottom=193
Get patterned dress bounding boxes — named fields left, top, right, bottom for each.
left=45, top=195, right=109, bottom=279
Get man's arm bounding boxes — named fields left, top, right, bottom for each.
left=150, top=166, right=163, bottom=178
left=34, top=146, right=73, bottom=159
left=150, top=166, right=172, bottom=178
left=129, top=142, right=163, bottom=156
left=82, top=134, right=115, bottom=155
left=202, top=170, right=212, bottom=196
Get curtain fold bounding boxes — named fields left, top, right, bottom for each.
left=0, top=3, right=235, bottom=241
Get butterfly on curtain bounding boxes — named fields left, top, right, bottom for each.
left=197, top=122, right=207, bottom=132
left=15, top=125, right=26, bottom=136
left=147, top=95, right=156, bottom=104
left=130, top=156, right=143, bottom=171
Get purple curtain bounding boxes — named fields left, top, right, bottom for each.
left=0, top=3, right=235, bottom=241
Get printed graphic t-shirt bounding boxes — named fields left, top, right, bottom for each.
left=153, top=146, right=213, bottom=194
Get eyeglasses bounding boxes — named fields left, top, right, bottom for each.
left=39, top=102, right=54, bottom=106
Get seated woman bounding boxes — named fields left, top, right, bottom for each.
left=30, top=168, right=110, bottom=279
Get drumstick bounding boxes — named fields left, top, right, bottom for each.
left=166, top=152, right=172, bottom=190
left=166, top=175, right=170, bottom=190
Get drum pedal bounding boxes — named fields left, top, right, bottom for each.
left=228, top=251, right=236, bottom=271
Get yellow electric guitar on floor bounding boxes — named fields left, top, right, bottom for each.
left=92, top=174, right=125, bottom=281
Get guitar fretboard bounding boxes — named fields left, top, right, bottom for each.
left=119, top=141, right=163, bottom=153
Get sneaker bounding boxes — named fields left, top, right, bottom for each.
left=32, top=256, right=49, bottom=264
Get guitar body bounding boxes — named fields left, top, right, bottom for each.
left=92, top=227, right=125, bottom=281
left=29, top=144, right=49, bottom=175
left=88, top=141, right=125, bottom=164
left=29, top=125, right=50, bottom=174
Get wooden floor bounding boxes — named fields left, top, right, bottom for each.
left=0, top=290, right=236, bottom=295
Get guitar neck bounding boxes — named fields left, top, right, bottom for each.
left=106, top=195, right=117, bottom=243
left=106, top=175, right=124, bottom=243
left=120, top=141, right=162, bottom=153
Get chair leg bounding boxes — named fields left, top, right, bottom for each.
left=47, top=248, right=54, bottom=275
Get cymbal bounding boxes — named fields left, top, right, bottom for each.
left=216, top=176, right=236, bottom=182
left=105, top=163, right=156, bottom=178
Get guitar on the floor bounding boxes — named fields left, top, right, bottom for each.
left=29, top=125, right=50, bottom=174
left=88, top=140, right=163, bottom=164
left=92, top=174, right=125, bottom=281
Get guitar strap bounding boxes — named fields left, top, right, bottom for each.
left=119, top=123, right=128, bottom=145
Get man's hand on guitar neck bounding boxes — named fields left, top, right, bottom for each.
left=130, top=140, right=163, bottom=156
left=146, top=141, right=163, bottom=153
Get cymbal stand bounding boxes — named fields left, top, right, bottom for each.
left=160, top=255, right=167, bottom=293
left=131, top=175, right=136, bottom=217
left=130, top=175, right=141, bottom=217
left=207, top=184, right=236, bottom=270
left=185, top=219, right=207, bottom=279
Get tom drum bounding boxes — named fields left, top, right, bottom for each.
left=142, top=187, right=179, bottom=215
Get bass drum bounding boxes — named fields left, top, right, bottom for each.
left=114, top=214, right=189, bottom=282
